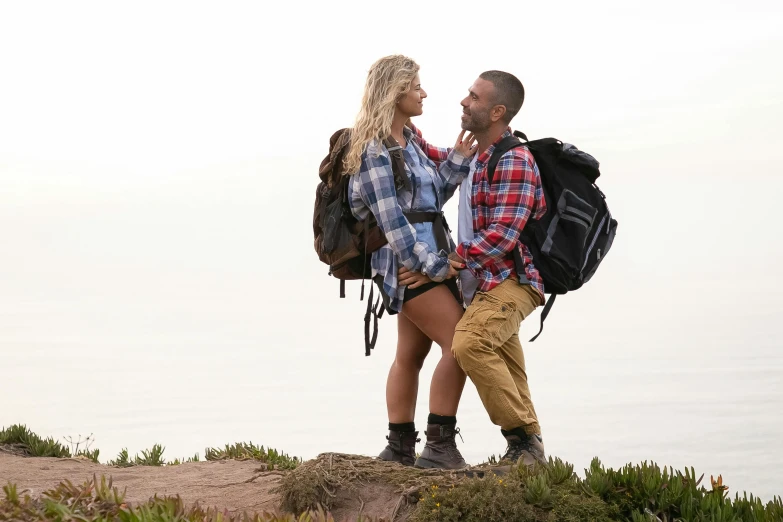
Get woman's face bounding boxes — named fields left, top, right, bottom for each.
left=397, top=73, right=427, bottom=118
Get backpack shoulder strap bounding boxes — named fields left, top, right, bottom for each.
left=529, top=293, right=556, bottom=342
left=487, top=133, right=527, bottom=185
left=383, top=137, right=412, bottom=193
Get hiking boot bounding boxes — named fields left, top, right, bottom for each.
left=378, top=430, right=419, bottom=467
left=414, top=424, right=468, bottom=470
left=500, top=431, right=547, bottom=467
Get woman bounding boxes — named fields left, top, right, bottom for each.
left=345, top=55, right=477, bottom=469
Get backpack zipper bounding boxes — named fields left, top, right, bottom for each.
left=562, top=205, right=594, bottom=227
left=581, top=214, right=608, bottom=272
left=561, top=212, right=591, bottom=229
left=328, top=260, right=348, bottom=276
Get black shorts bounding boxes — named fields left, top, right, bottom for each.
left=373, top=275, right=462, bottom=316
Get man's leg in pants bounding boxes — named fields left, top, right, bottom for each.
left=498, top=332, right=540, bottom=435
left=452, top=279, right=541, bottom=433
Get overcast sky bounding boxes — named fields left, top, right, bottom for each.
left=3, top=0, right=780, bottom=348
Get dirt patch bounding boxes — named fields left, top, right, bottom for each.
left=0, top=449, right=508, bottom=521
left=329, top=482, right=402, bottom=522
left=0, top=450, right=283, bottom=516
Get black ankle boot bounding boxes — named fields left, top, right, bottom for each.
left=500, top=431, right=546, bottom=467
left=378, top=430, right=419, bottom=467
left=414, top=424, right=467, bottom=470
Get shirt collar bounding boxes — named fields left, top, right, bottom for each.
left=475, top=127, right=513, bottom=166
left=366, top=126, right=415, bottom=156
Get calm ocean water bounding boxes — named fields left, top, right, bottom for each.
left=2, top=307, right=781, bottom=502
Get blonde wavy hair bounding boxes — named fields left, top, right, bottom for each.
left=343, top=55, right=420, bottom=175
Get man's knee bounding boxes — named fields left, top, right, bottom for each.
left=451, top=329, right=475, bottom=368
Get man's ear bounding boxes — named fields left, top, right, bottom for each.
left=490, top=105, right=507, bottom=123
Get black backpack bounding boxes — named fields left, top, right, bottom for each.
left=487, top=131, right=618, bottom=341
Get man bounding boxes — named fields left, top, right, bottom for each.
left=450, top=70, right=548, bottom=466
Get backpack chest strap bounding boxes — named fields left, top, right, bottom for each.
left=404, top=211, right=451, bottom=253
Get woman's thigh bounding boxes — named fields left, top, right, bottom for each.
left=401, top=284, right=464, bottom=350
left=395, top=312, right=432, bottom=368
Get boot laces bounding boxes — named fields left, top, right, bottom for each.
left=442, top=427, right=464, bottom=460
left=503, top=437, right=533, bottom=462
left=438, top=426, right=463, bottom=448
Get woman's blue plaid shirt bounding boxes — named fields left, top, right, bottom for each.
left=348, top=126, right=471, bottom=313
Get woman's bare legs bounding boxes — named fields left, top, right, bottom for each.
left=400, top=285, right=466, bottom=416
left=379, top=305, right=433, bottom=466
left=380, top=284, right=467, bottom=468
left=386, top=312, right=432, bottom=423
left=384, top=285, right=466, bottom=421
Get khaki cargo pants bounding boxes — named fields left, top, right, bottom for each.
left=452, top=278, right=542, bottom=435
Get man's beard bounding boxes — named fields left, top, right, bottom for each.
left=461, top=111, right=491, bottom=132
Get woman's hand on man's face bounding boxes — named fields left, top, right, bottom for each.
left=454, top=130, right=477, bottom=157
